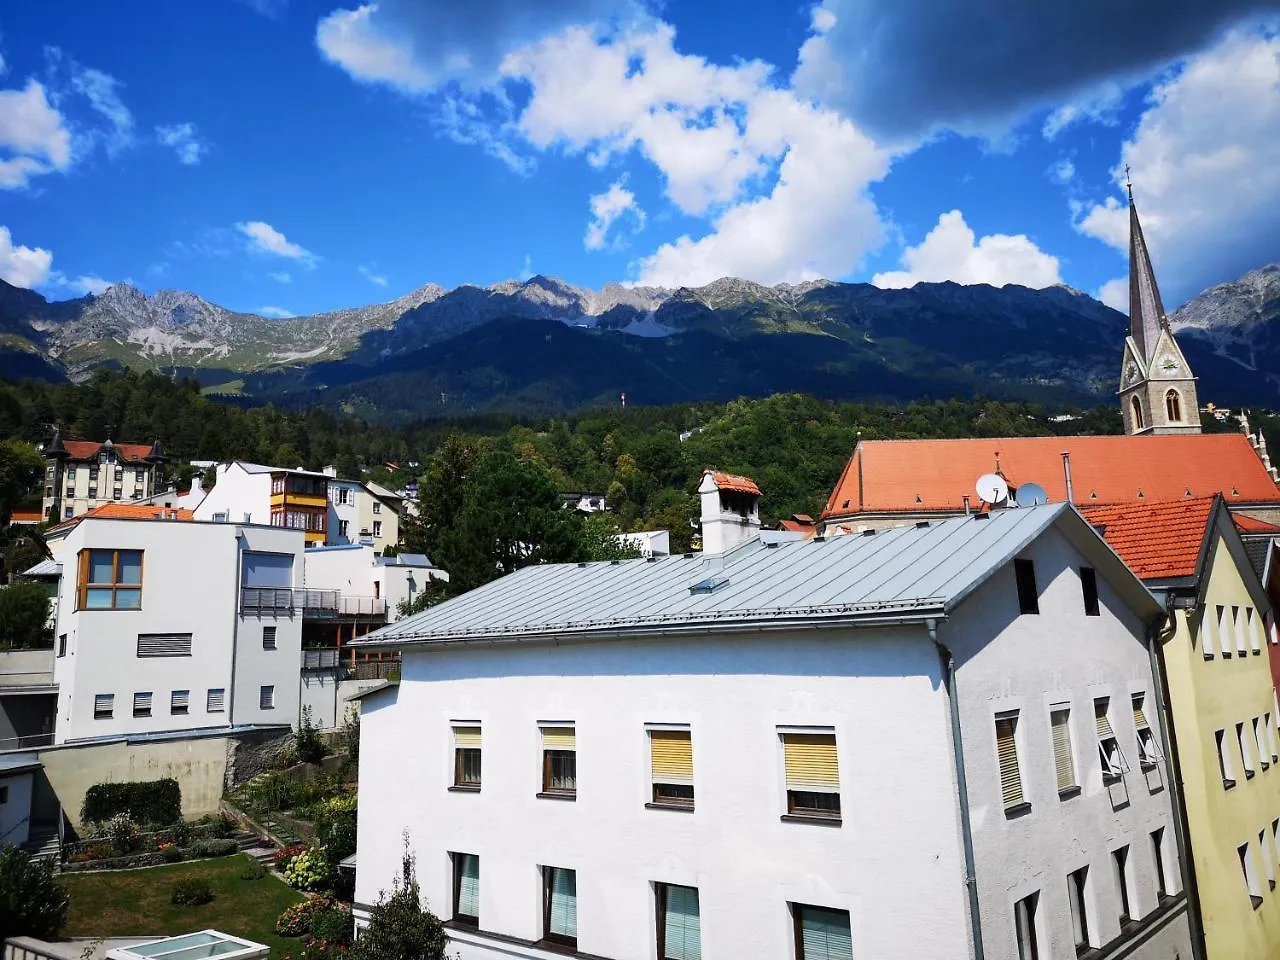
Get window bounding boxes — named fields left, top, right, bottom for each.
left=259, top=685, right=275, bottom=710
left=207, top=688, right=225, bottom=713
left=87, top=486, right=97, bottom=498
left=137, top=633, right=192, bottom=657
left=1238, top=721, right=1255, bottom=778
left=1200, top=606, right=1216, bottom=658
left=112, top=487, right=122, bottom=500
left=1014, top=558, right=1039, bottom=614
left=1165, top=390, right=1182, bottom=422
left=541, top=725, right=577, bottom=797
left=453, top=726, right=481, bottom=788
left=1240, top=842, right=1264, bottom=909
left=1014, top=892, right=1040, bottom=960
left=78, top=548, right=143, bottom=609
left=66, top=467, right=76, bottom=481
left=372, top=520, right=383, bottom=538
left=1268, top=712, right=1279, bottom=763
left=1262, top=830, right=1276, bottom=891
left=656, top=883, right=701, bottom=960
left=337, top=487, right=349, bottom=505
left=133, top=691, right=152, bottom=717
left=451, top=852, right=479, bottom=924
left=1051, top=706, right=1077, bottom=794
left=1234, top=606, right=1248, bottom=656
left=171, top=690, right=190, bottom=716
left=57, top=634, right=67, bottom=658
left=995, top=712, right=1026, bottom=812
left=0, top=785, right=7, bottom=803
left=1131, top=396, right=1144, bottom=430
left=1113, top=845, right=1133, bottom=923
left=541, top=866, right=577, bottom=947
left=1216, top=728, right=1236, bottom=788
left=1152, top=828, right=1169, bottom=898
left=1133, top=694, right=1159, bottom=767
left=262, top=626, right=277, bottom=650
left=1273, top=820, right=1280, bottom=878
left=1067, top=867, right=1091, bottom=951
left=1095, top=699, right=1125, bottom=780
left=64, top=506, right=72, bottom=519
left=94, top=694, right=114, bottom=719
left=1080, top=567, right=1100, bottom=616
left=338, top=520, right=349, bottom=538
left=1248, top=608, right=1263, bottom=654
left=1218, top=605, right=1232, bottom=657
left=135, top=468, right=145, bottom=482
left=1255, top=717, right=1269, bottom=771
left=794, top=904, right=853, bottom=960
left=114, top=467, right=123, bottom=481
left=781, top=730, right=841, bottom=819
left=649, top=728, right=694, bottom=807
left=373, top=501, right=381, bottom=514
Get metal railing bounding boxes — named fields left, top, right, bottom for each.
left=301, top=648, right=340, bottom=670
left=0, top=733, right=53, bottom=752
left=240, top=587, right=385, bottom=619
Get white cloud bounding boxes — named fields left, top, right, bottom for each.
left=316, top=5, right=434, bottom=93
left=518, top=253, right=534, bottom=280
left=1098, top=277, right=1127, bottom=311
left=1049, top=158, right=1076, bottom=185
left=873, top=209, right=1062, bottom=289
left=1042, top=81, right=1125, bottom=139
left=67, top=63, right=134, bottom=157
left=258, top=305, right=295, bottom=318
left=584, top=179, right=644, bottom=250
left=0, top=53, right=7, bottom=76
left=0, top=225, right=53, bottom=287
left=358, top=263, right=388, bottom=286
left=66, top=274, right=111, bottom=295
left=1076, top=26, right=1280, bottom=306
left=236, top=221, right=318, bottom=266
left=156, top=122, right=207, bottom=165
left=269, top=271, right=292, bottom=283
left=0, top=79, right=72, bottom=188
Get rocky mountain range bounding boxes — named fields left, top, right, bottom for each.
left=0, top=265, right=1275, bottom=421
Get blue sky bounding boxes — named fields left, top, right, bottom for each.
left=0, top=1, right=1276, bottom=319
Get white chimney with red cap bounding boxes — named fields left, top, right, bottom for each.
left=699, top=469, right=761, bottom=554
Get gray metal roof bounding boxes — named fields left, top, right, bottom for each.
left=358, top=503, right=1156, bottom=648
left=21, top=559, right=61, bottom=578
left=376, top=552, right=433, bottom=568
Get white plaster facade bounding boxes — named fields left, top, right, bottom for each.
left=352, top=514, right=1191, bottom=960
left=194, top=463, right=274, bottom=526
left=46, top=516, right=305, bottom=743
left=321, top=471, right=401, bottom=553
left=303, top=543, right=447, bottom=619
left=0, top=765, right=35, bottom=847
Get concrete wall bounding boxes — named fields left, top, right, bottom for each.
left=356, top=629, right=973, bottom=960
left=948, top=526, right=1191, bottom=960
left=0, top=651, right=54, bottom=687
left=0, top=770, right=34, bottom=846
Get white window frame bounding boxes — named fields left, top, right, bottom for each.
left=1132, top=693, right=1160, bottom=768
left=1254, top=717, right=1270, bottom=771
left=1238, top=721, right=1256, bottom=779
left=1095, top=698, right=1127, bottom=780
left=1263, top=829, right=1277, bottom=891
left=1240, top=841, right=1264, bottom=909
left=1050, top=704, right=1077, bottom=795
left=1216, top=728, right=1237, bottom=788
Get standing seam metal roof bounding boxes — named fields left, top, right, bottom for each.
left=359, top=503, right=1111, bottom=646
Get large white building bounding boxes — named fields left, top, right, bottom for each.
left=350, top=491, right=1192, bottom=959
left=322, top=469, right=402, bottom=553
left=195, top=461, right=332, bottom=546
left=44, top=509, right=306, bottom=743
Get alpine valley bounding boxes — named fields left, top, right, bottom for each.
left=0, top=265, right=1276, bottom=423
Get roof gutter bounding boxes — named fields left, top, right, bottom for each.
left=929, top=618, right=984, bottom=960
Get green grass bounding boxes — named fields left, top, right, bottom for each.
left=59, top=854, right=306, bottom=953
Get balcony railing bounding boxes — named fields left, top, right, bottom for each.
left=0, top=732, right=54, bottom=752
left=241, top=587, right=386, bottom=620
left=301, top=648, right=340, bottom=670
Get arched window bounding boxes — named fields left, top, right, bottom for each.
left=1165, top=390, right=1182, bottom=422
left=1131, top=396, right=1145, bottom=430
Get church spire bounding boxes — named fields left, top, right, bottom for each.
left=1127, top=170, right=1167, bottom=363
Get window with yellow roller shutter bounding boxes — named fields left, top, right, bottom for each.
left=780, top=729, right=841, bottom=822
left=648, top=726, right=694, bottom=809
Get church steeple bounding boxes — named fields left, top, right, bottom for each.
left=1119, top=173, right=1200, bottom=436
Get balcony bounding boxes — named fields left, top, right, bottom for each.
left=240, top=587, right=386, bottom=620
left=300, top=648, right=399, bottom=679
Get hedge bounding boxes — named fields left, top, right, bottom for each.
left=82, top=779, right=182, bottom=826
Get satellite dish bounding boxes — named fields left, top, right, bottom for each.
left=1014, top=482, right=1048, bottom=507
left=976, top=474, right=1009, bottom=504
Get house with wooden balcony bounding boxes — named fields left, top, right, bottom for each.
left=195, top=461, right=332, bottom=545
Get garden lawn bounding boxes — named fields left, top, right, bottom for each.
left=58, top=854, right=306, bottom=953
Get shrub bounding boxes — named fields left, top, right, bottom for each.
left=211, top=813, right=237, bottom=838
left=104, top=812, right=140, bottom=854
left=170, top=878, right=213, bottom=906
left=309, top=906, right=353, bottom=945
left=283, top=847, right=330, bottom=891
left=276, top=843, right=308, bottom=869
left=160, top=845, right=184, bottom=864
left=0, top=847, right=69, bottom=943
left=191, top=838, right=239, bottom=858
left=348, top=839, right=447, bottom=960
left=240, top=861, right=267, bottom=881
left=276, top=896, right=336, bottom=937
left=82, top=778, right=181, bottom=826
left=296, top=706, right=327, bottom=765
left=170, top=821, right=195, bottom=846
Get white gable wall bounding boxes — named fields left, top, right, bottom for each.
left=193, top=464, right=271, bottom=526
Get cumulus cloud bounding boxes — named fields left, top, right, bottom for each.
left=0, top=225, right=53, bottom=287
left=258, top=305, right=295, bottom=318
left=66, top=61, right=135, bottom=157
left=156, top=122, right=207, bottom=165
left=1076, top=26, right=1280, bottom=307
left=793, top=0, right=1271, bottom=139
left=66, top=274, right=111, bottom=295
left=1042, top=81, right=1126, bottom=139
left=0, top=79, right=72, bottom=189
left=315, top=0, right=634, bottom=93
left=269, top=271, right=292, bottom=283
left=236, top=221, right=318, bottom=266
left=358, top=263, right=388, bottom=286
left=1049, top=158, right=1076, bottom=184
left=873, top=210, right=1062, bottom=290
left=584, top=180, right=644, bottom=250
left=1097, top=277, right=1128, bottom=311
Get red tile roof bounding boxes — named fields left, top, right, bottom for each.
left=711, top=471, right=761, bottom=496
left=822, top=434, right=1280, bottom=519
left=1234, top=514, right=1280, bottom=535
left=48, top=503, right=194, bottom=534
left=1080, top=496, right=1215, bottom=580
left=9, top=507, right=42, bottom=523
left=61, top=440, right=155, bottom=462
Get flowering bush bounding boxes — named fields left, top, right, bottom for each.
left=275, top=844, right=308, bottom=869
left=104, top=814, right=140, bottom=855
left=283, top=847, right=329, bottom=891
left=276, top=896, right=336, bottom=936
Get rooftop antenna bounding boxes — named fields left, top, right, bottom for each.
left=975, top=473, right=1009, bottom=506
left=1012, top=482, right=1048, bottom=508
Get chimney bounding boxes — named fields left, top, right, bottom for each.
left=189, top=474, right=204, bottom=497
left=699, top=470, right=761, bottom=554
left=1061, top=452, right=1074, bottom=504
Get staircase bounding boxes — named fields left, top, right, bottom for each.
left=20, top=826, right=60, bottom=865
left=232, top=828, right=277, bottom=867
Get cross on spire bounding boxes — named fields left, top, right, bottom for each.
left=1124, top=164, right=1133, bottom=201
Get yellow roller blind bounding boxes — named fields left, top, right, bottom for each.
left=542, top=726, right=576, bottom=750
left=1131, top=697, right=1149, bottom=731
left=1051, top=709, right=1075, bottom=790
left=782, top=733, right=839, bottom=792
left=1095, top=701, right=1114, bottom=738
left=651, top=730, right=693, bottom=784
left=996, top=715, right=1023, bottom=807
left=454, top=726, right=481, bottom=748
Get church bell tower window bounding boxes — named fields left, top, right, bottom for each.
left=1131, top=396, right=1144, bottom=431
left=1165, top=390, right=1182, bottom=422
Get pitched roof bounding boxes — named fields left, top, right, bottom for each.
left=61, top=440, right=156, bottom=462
left=1128, top=194, right=1169, bottom=363
left=710, top=471, right=761, bottom=496
left=1080, top=496, right=1215, bottom=580
left=357, top=503, right=1159, bottom=648
left=47, top=502, right=194, bottom=534
left=822, top=434, right=1280, bottom=519
left=1234, top=514, right=1280, bottom=535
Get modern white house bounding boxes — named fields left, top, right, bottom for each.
left=350, top=489, right=1192, bottom=959
left=194, top=461, right=332, bottom=546
left=44, top=510, right=306, bottom=743
left=304, top=543, right=447, bottom=619
left=322, top=469, right=403, bottom=553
